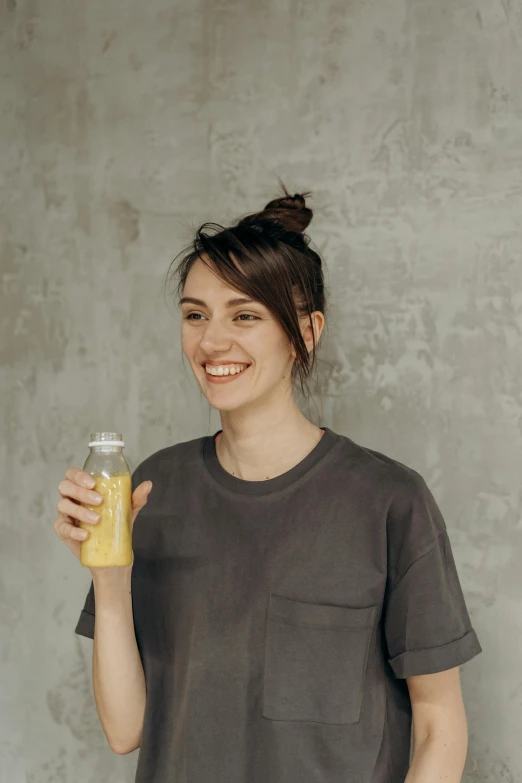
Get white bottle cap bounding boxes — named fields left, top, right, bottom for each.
left=88, top=440, right=125, bottom=447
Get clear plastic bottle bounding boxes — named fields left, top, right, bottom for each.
left=79, top=431, right=133, bottom=568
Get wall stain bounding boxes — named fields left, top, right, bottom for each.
left=102, top=30, right=117, bottom=53
left=27, top=746, right=67, bottom=783
left=110, top=200, right=140, bottom=248
left=46, top=637, right=102, bottom=744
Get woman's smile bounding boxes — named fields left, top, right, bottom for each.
left=203, top=363, right=252, bottom=383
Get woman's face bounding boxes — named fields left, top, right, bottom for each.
left=180, top=256, right=300, bottom=412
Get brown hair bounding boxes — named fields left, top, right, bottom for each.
left=166, top=179, right=328, bottom=399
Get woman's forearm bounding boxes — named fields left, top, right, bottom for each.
left=92, top=569, right=146, bottom=754
left=404, top=732, right=468, bottom=783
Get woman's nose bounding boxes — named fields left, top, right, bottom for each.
left=199, top=319, right=233, bottom=350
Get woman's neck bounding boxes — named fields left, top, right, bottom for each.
left=214, top=418, right=325, bottom=482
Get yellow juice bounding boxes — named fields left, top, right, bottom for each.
left=79, top=472, right=133, bottom=567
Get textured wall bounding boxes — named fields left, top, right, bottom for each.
left=1, top=0, right=521, bottom=780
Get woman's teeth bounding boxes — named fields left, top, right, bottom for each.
left=204, top=363, right=250, bottom=377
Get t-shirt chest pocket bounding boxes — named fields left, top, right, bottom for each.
left=262, top=593, right=378, bottom=725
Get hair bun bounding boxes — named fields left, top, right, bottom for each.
left=238, top=180, right=313, bottom=235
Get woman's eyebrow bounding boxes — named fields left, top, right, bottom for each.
left=178, top=296, right=256, bottom=308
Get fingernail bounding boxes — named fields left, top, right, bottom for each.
left=83, top=477, right=95, bottom=488
left=80, top=530, right=88, bottom=539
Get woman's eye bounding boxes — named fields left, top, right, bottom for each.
left=184, top=313, right=259, bottom=321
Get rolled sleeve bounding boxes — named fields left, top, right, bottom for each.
left=384, top=474, right=482, bottom=679
left=388, top=627, right=482, bottom=678
left=74, top=579, right=95, bottom=639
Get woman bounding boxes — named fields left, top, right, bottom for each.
left=55, top=183, right=482, bottom=783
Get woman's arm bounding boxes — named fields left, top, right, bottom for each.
left=404, top=667, right=469, bottom=782
left=92, top=567, right=146, bottom=754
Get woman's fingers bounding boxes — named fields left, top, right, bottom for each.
left=54, top=514, right=89, bottom=542
left=54, top=468, right=102, bottom=560
left=65, top=466, right=96, bottom=489
left=52, top=514, right=85, bottom=560
left=58, top=477, right=103, bottom=508
left=57, top=496, right=100, bottom=526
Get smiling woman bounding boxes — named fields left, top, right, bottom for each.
left=71, top=178, right=482, bottom=783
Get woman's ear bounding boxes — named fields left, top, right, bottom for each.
left=302, top=311, right=325, bottom=353
left=289, top=312, right=324, bottom=360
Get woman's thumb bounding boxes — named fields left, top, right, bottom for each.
left=134, top=480, right=153, bottom=506
left=131, top=480, right=152, bottom=523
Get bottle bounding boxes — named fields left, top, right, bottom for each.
left=79, top=431, right=133, bottom=568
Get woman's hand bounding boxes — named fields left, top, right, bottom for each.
left=53, top=467, right=152, bottom=569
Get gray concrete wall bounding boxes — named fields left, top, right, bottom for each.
left=1, top=1, right=520, bottom=780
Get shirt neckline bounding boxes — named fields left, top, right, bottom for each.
left=202, top=426, right=340, bottom=496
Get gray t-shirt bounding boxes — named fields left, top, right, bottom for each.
left=75, top=426, right=482, bottom=782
